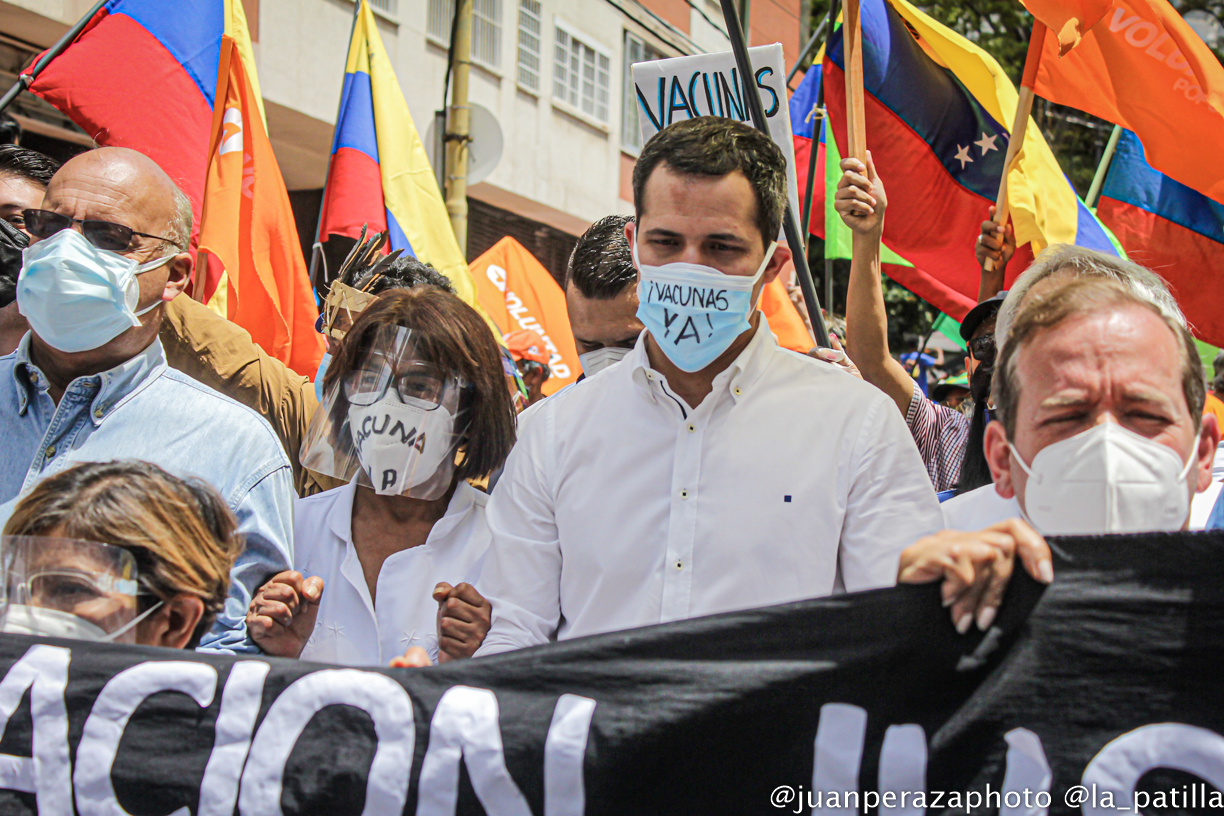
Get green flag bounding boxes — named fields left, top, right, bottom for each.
left=821, top=115, right=911, bottom=267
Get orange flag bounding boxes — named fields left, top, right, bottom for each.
left=1022, top=0, right=1113, bottom=55
left=760, top=273, right=816, bottom=352
left=1027, top=1, right=1224, bottom=201
left=197, top=36, right=325, bottom=376
left=471, top=237, right=579, bottom=395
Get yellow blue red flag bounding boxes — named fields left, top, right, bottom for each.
left=318, top=0, right=479, bottom=307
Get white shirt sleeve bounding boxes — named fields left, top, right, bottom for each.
left=837, top=395, right=945, bottom=591
left=475, top=403, right=563, bottom=656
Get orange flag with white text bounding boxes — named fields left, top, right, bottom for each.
left=472, top=237, right=579, bottom=395
left=1026, top=0, right=1224, bottom=202
left=196, top=36, right=324, bottom=376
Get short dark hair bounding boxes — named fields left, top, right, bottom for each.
left=632, top=117, right=786, bottom=248
left=323, top=288, right=516, bottom=481
left=0, top=144, right=59, bottom=187
left=357, top=254, right=456, bottom=296
left=565, top=214, right=636, bottom=299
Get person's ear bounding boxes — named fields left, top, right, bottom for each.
left=983, top=420, right=1016, bottom=498
left=1195, top=414, right=1220, bottom=492
left=163, top=251, right=193, bottom=300
left=136, top=594, right=205, bottom=650
left=761, top=244, right=791, bottom=286
left=624, top=221, right=637, bottom=262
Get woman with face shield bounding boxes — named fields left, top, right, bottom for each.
left=1, top=461, right=242, bottom=648
left=248, top=288, right=517, bottom=666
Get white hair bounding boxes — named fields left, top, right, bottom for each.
left=164, top=183, right=193, bottom=252
left=995, top=244, right=1186, bottom=346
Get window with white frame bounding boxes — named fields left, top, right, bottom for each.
left=621, top=31, right=665, bottom=152
left=553, top=23, right=611, bottom=123
left=517, top=0, right=542, bottom=91
left=427, top=0, right=503, bottom=71
left=369, top=0, right=398, bottom=16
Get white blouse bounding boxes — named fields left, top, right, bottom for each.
left=293, top=479, right=490, bottom=666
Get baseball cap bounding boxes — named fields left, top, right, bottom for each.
left=505, top=330, right=551, bottom=365
left=960, top=290, right=1008, bottom=342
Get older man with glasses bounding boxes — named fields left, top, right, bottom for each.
left=0, top=146, right=295, bottom=654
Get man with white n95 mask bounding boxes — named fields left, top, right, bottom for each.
left=941, top=271, right=1217, bottom=535
left=458, top=117, right=944, bottom=656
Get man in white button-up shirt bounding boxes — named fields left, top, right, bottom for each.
left=471, top=118, right=943, bottom=655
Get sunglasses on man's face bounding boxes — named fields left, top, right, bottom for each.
left=22, top=209, right=180, bottom=253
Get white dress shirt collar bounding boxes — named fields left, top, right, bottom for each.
left=629, top=316, right=776, bottom=410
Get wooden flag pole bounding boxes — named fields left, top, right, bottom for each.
left=842, top=0, right=867, bottom=161
left=195, top=37, right=236, bottom=304
left=984, top=19, right=1047, bottom=275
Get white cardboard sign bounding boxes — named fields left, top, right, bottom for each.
left=631, top=44, right=801, bottom=233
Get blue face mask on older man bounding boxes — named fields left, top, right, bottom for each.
left=16, top=228, right=174, bottom=353
left=633, top=238, right=776, bottom=373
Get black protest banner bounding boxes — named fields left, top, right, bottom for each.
left=0, top=532, right=1220, bottom=816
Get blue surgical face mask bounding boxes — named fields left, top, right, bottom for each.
left=314, top=351, right=332, bottom=401
left=17, top=227, right=174, bottom=353
left=633, top=238, right=777, bottom=373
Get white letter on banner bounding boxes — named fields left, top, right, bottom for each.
left=415, top=686, right=532, bottom=816
left=198, top=661, right=271, bottom=816
left=1082, top=723, right=1224, bottom=816
left=1000, top=729, right=1050, bottom=816
left=0, top=645, right=72, bottom=816
left=238, top=669, right=414, bottom=816
left=812, top=703, right=867, bottom=816
left=544, top=694, right=596, bottom=816
left=74, top=661, right=218, bottom=816
left=878, top=724, right=926, bottom=816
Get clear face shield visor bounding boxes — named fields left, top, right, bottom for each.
left=300, top=324, right=471, bottom=500
left=0, top=536, right=149, bottom=644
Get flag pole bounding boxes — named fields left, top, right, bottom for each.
left=1085, top=124, right=1123, bottom=209
left=0, top=0, right=108, bottom=116
left=800, top=0, right=840, bottom=239
left=984, top=19, right=1047, bottom=275
left=842, top=0, right=866, bottom=161
left=717, top=0, right=830, bottom=346
left=785, top=16, right=829, bottom=89
left=308, top=0, right=365, bottom=295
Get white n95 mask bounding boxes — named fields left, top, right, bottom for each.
left=17, top=227, right=173, bottom=353
left=1, top=601, right=162, bottom=643
left=349, top=399, right=458, bottom=496
left=578, top=346, right=631, bottom=377
left=1010, top=422, right=1197, bottom=535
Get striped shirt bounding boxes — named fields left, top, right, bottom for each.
left=905, top=385, right=970, bottom=492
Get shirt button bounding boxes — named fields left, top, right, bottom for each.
left=45, top=445, right=55, bottom=458
left=675, top=560, right=683, bottom=570
left=733, top=386, right=743, bottom=396
left=679, top=489, right=689, bottom=499
left=93, top=407, right=105, bottom=419
left=646, top=372, right=655, bottom=380
left=27, top=372, right=36, bottom=384
left=686, top=423, right=696, bottom=433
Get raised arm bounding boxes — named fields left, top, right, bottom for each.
left=836, top=153, right=917, bottom=416
left=974, top=206, right=1016, bottom=303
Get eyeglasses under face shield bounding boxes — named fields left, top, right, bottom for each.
left=0, top=536, right=147, bottom=643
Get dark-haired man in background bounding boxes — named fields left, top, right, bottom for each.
left=466, top=117, right=942, bottom=655
left=0, top=145, right=61, bottom=354
left=564, top=213, right=643, bottom=377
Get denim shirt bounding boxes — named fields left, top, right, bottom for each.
left=0, top=334, right=295, bottom=653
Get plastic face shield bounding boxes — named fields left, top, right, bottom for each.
left=322, top=281, right=380, bottom=341
left=300, top=324, right=470, bottom=500
left=0, top=536, right=141, bottom=643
